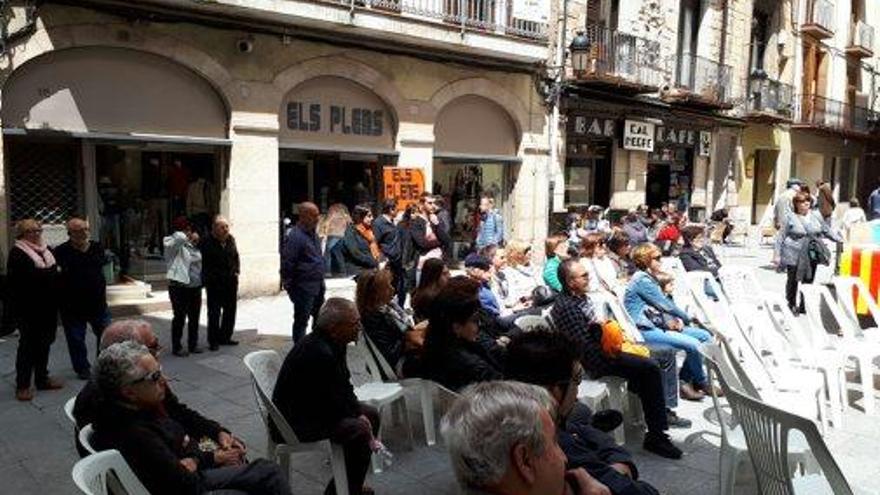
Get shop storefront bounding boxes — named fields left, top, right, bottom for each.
left=2, top=46, right=229, bottom=285
left=646, top=125, right=711, bottom=216
left=564, top=114, right=614, bottom=208
left=432, top=95, right=520, bottom=254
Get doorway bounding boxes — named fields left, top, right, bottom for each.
left=751, top=149, right=778, bottom=224
left=646, top=163, right=671, bottom=208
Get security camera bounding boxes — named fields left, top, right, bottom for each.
left=237, top=38, right=253, bottom=53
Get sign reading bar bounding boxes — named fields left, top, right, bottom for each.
left=570, top=116, right=616, bottom=139
left=699, top=131, right=712, bottom=157
left=622, top=120, right=655, bottom=152
left=383, top=167, right=425, bottom=210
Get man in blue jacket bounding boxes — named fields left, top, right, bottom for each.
left=475, top=194, right=504, bottom=250
left=372, top=198, right=405, bottom=306
left=281, top=202, right=325, bottom=343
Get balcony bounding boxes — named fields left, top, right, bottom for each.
left=795, top=94, right=877, bottom=136
left=801, top=0, right=835, bottom=39
left=741, top=73, right=794, bottom=122
left=569, top=25, right=667, bottom=94
left=846, top=20, right=875, bottom=58
left=661, top=53, right=734, bottom=110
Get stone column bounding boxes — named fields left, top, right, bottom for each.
left=226, top=111, right=281, bottom=297
left=396, top=121, right=435, bottom=190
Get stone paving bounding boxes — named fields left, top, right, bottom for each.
left=1, top=241, right=879, bottom=494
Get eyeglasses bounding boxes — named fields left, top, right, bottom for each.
left=130, top=367, right=163, bottom=385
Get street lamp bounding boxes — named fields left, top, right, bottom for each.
left=569, top=31, right=591, bottom=75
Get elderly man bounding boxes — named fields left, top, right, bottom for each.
left=506, top=331, right=660, bottom=495
left=550, top=259, right=681, bottom=459
left=281, top=202, right=325, bottom=343
left=273, top=298, right=380, bottom=495
left=442, top=380, right=610, bottom=495
left=93, top=341, right=290, bottom=494
left=54, top=216, right=110, bottom=380
left=202, top=215, right=241, bottom=350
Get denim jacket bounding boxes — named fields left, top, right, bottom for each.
left=623, top=271, right=689, bottom=330
left=475, top=210, right=504, bottom=249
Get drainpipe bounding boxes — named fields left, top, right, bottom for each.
left=547, top=0, right=568, bottom=231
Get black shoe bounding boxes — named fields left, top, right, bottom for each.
left=209, top=344, right=220, bottom=351
left=221, top=339, right=239, bottom=346
left=591, top=409, right=624, bottom=433
left=189, top=346, right=204, bottom=354
left=643, top=432, right=683, bottom=459
left=666, top=410, right=692, bottom=429
left=173, top=348, right=190, bottom=357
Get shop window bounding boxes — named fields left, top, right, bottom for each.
left=8, top=137, right=80, bottom=226
left=564, top=140, right=611, bottom=207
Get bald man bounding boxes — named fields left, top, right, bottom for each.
left=54, top=216, right=110, bottom=380
left=202, top=215, right=241, bottom=350
left=281, top=202, right=326, bottom=343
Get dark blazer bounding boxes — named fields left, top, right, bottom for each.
left=372, top=215, right=401, bottom=264
left=341, top=225, right=379, bottom=276
left=410, top=216, right=450, bottom=256
left=93, top=399, right=218, bottom=494
left=53, top=241, right=107, bottom=320
left=678, top=245, right=722, bottom=278
left=200, top=234, right=240, bottom=287
left=422, top=337, right=503, bottom=391
left=362, top=307, right=406, bottom=369
left=272, top=332, right=360, bottom=442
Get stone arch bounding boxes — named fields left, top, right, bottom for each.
left=0, top=22, right=236, bottom=112
left=429, top=77, right=530, bottom=139
left=272, top=55, right=407, bottom=128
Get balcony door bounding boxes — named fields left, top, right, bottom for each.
left=676, top=0, right=701, bottom=88
left=801, top=41, right=828, bottom=124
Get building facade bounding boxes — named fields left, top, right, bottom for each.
left=0, top=0, right=552, bottom=296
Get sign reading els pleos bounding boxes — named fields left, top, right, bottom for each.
left=287, top=101, right=385, bottom=136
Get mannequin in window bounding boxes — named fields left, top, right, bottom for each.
left=167, top=159, right=190, bottom=218
left=187, top=173, right=215, bottom=236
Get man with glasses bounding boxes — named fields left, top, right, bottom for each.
left=54, top=216, right=110, bottom=380
left=507, top=330, right=660, bottom=495
left=92, top=341, right=290, bottom=494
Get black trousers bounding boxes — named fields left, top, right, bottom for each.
left=16, top=315, right=57, bottom=389
left=326, top=404, right=381, bottom=495
left=207, top=280, right=238, bottom=346
left=389, top=261, right=407, bottom=308
left=785, top=263, right=816, bottom=312
left=201, top=458, right=292, bottom=495
left=599, top=354, right=668, bottom=434
left=169, top=285, right=202, bottom=351
left=288, top=285, right=325, bottom=343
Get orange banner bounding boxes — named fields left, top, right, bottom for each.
left=383, top=167, right=425, bottom=210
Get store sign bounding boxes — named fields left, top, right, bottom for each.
left=511, top=0, right=549, bottom=24
left=655, top=126, right=697, bottom=147
left=571, top=116, right=616, bottom=139
left=286, top=102, right=384, bottom=137
left=622, top=120, right=655, bottom=152
left=383, top=167, right=424, bottom=210
left=699, top=131, right=712, bottom=157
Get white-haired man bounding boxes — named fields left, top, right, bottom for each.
left=442, top=380, right=610, bottom=495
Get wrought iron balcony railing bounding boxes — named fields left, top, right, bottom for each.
left=666, top=53, right=733, bottom=107
left=848, top=20, right=875, bottom=56
left=796, top=94, right=876, bottom=134
left=802, top=0, right=835, bottom=38
left=573, top=25, right=667, bottom=91
left=744, top=74, right=794, bottom=118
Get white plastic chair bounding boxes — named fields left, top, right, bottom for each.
left=513, top=314, right=552, bottom=333
left=72, top=449, right=150, bottom=495
left=726, top=382, right=859, bottom=495
left=832, top=276, right=880, bottom=339
left=64, top=396, right=77, bottom=425
left=701, top=343, right=817, bottom=495
left=79, top=424, right=98, bottom=456
left=800, top=284, right=880, bottom=416
left=242, top=350, right=349, bottom=495
left=660, top=257, right=706, bottom=320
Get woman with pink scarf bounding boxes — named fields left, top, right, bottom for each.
left=7, top=218, right=62, bottom=401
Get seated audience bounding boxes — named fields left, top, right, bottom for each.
left=503, top=240, right=540, bottom=302
left=542, top=234, right=571, bottom=291
left=606, top=232, right=636, bottom=280
left=578, top=233, right=607, bottom=293
left=356, top=268, right=425, bottom=377
left=411, top=258, right=449, bottom=323
left=442, top=380, right=609, bottom=495
left=506, top=330, right=660, bottom=495
left=622, top=211, right=649, bottom=245
left=341, top=204, right=380, bottom=276
left=550, top=259, right=681, bottom=459
left=422, top=276, right=503, bottom=391
left=625, top=244, right=713, bottom=400
left=678, top=225, right=721, bottom=279
left=273, top=298, right=380, bottom=495
left=93, top=341, right=289, bottom=495
left=654, top=213, right=684, bottom=255
left=583, top=205, right=611, bottom=235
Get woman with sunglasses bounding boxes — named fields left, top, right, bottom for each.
left=8, top=218, right=63, bottom=401
left=777, top=191, right=842, bottom=314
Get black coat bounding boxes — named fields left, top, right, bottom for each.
left=200, top=234, right=240, bottom=288
left=422, top=337, right=503, bottom=391
left=372, top=215, right=401, bottom=264
left=678, top=246, right=721, bottom=278
left=53, top=241, right=107, bottom=319
left=410, top=216, right=451, bottom=256
left=340, top=225, right=379, bottom=276
left=6, top=246, right=58, bottom=329
left=272, top=332, right=360, bottom=442
left=362, top=307, right=406, bottom=370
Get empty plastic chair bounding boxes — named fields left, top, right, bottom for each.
left=64, top=396, right=77, bottom=425
left=78, top=424, right=98, bottom=456
left=513, top=314, right=552, bottom=333
left=72, top=449, right=150, bottom=495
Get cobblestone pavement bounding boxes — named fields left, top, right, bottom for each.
left=1, top=241, right=878, bottom=494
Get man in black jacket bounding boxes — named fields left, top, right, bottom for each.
left=55, top=217, right=110, bottom=379
left=506, top=330, right=660, bottom=495
left=201, top=215, right=241, bottom=350
left=93, top=340, right=289, bottom=495
left=273, top=298, right=380, bottom=495
left=373, top=198, right=406, bottom=306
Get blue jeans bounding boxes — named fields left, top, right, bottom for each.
left=640, top=326, right=712, bottom=386
left=61, top=309, right=111, bottom=374
left=288, top=285, right=325, bottom=343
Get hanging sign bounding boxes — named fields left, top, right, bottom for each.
left=383, top=167, right=425, bottom=210
left=699, top=131, right=712, bottom=157
left=622, top=120, right=655, bottom=152
left=512, top=0, right=549, bottom=24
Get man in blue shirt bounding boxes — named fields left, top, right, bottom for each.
left=281, top=202, right=326, bottom=343
left=475, top=195, right=504, bottom=250
left=869, top=183, right=880, bottom=220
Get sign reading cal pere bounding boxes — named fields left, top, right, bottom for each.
left=622, top=120, right=655, bottom=152
left=383, top=167, right=425, bottom=210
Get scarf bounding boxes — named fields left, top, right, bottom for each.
left=356, top=224, right=382, bottom=261
left=15, top=239, right=56, bottom=269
